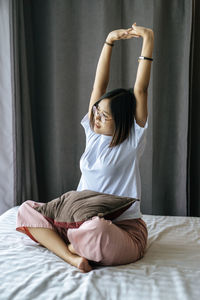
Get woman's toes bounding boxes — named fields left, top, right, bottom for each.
left=78, top=257, right=92, bottom=273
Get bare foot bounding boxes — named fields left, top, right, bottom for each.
left=68, top=244, right=92, bottom=273
left=75, top=256, right=92, bottom=273
left=67, top=254, right=92, bottom=273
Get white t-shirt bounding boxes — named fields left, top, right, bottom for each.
left=77, top=113, right=148, bottom=221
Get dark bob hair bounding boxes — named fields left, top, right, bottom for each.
left=90, top=88, right=136, bottom=147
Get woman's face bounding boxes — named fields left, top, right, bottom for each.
left=93, top=98, right=115, bottom=136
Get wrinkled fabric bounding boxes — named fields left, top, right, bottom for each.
left=68, top=216, right=148, bottom=265
left=16, top=200, right=147, bottom=266
left=33, top=190, right=138, bottom=226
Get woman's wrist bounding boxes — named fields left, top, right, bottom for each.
left=106, top=34, right=115, bottom=44
left=142, top=29, right=154, bottom=40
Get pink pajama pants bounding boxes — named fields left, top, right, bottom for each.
left=16, top=200, right=148, bottom=266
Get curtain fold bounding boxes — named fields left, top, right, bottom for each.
left=150, top=0, right=192, bottom=216
left=10, top=0, right=38, bottom=206
left=1, top=0, right=198, bottom=216
left=188, top=0, right=200, bottom=216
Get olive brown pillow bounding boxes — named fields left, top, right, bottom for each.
left=34, top=190, right=139, bottom=229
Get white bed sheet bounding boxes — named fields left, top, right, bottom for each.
left=0, top=207, right=200, bottom=300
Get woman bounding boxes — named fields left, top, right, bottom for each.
left=16, top=22, right=154, bottom=273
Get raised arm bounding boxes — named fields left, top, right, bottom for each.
left=88, top=40, right=113, bottom=117
left=88, top=28, right=140, bottom=117
left=132, top=24, right=154, bottom=127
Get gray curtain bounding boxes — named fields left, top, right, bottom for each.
left=10, top=0, right=39, bottom=206
left=188, top=0, right=200, bottom=216
left=151, top=0, right=192, bottom=216
left=1, top=0, right=198, bottom=216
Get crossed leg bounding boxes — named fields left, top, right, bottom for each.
left=27, top=227, right=92, bottom=273
left=26, top=216, right=146, bottom=271
left=67, top=216, right=143, bottom=266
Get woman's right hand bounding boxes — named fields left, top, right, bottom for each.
left=106, top=27, right=140, bottom=44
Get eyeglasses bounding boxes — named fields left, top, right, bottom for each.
left=92, top=106, right=113, bottom=124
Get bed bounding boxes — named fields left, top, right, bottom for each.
left=0, top=206, right=199, bottom=300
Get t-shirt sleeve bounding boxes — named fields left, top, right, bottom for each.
left=128, top=117, right=148, bottom=151
left=134, top=118, right=148, bottom=146
left=80, top=113, right=96, bottom=142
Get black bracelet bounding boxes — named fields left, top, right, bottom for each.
left=138, top=56, right=153, bottom=61
left=105, top=41, right=114, bottom=47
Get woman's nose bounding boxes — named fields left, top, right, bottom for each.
left=96, top=114, right=101, bottom=121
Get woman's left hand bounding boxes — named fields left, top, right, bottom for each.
left=131, top=23, right=154, bottom=38
left=107, top=28, right=140, bottom=43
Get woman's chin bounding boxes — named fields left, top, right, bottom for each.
left=94, top=127, right=101, bottom=134
left=93, top=125, right=113, bottom=136
left=94, top=124, right=101, bottom=132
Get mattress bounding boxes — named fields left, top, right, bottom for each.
left=0, top=207, right=200, bottom=300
